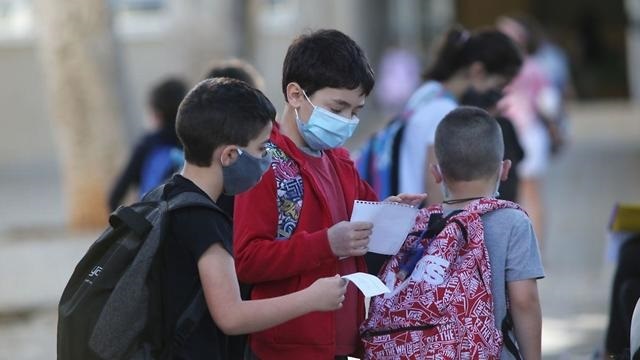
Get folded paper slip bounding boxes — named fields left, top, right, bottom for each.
left=342, top=272, right=390, bottom=297
left=609, top=203, right=640, bottom=233
left=350, top=200, right=418, bottom=255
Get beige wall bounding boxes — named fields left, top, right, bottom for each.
left=0, top=30, right=188, bottom=169
left=247, top=0, right=385, bottom=109
left=0, top=39, right=52, bottom=168
left=0, top=0, right=438, bottom=170
left=0, top=0, right=248, bottom=171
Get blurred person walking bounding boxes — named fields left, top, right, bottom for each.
left=356, top=26, right=522, bottom=204
left=108, top=77, right=187, bottom=211
left=398, top=26, right=522, bottom=205
left=497, top=15, right=566, bottom=247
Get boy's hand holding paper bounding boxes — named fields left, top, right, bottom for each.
left=350, top=200, right=419, bottom=255
left=328, top=220, right=373, bottom=257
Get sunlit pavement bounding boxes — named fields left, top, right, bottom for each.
left=1, top=101, right=639, bottom=359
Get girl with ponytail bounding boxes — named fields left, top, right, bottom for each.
left=399, top=25, right=522, bottom=205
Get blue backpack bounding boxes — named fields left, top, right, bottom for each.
left=140, top=146, right=184, bottom=196
left=355, top=111, right=411, bottom=200
left=355, top=86, right=444, bottom=199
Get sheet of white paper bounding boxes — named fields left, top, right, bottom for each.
left=342, top=272, right=390, bottom=297
left=350, top=200, right=418, bottom=255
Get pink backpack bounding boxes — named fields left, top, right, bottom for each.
left=361, top=198, right=523, bottom=360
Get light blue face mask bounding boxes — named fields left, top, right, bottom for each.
left=295, top=92, right=360, bottom=151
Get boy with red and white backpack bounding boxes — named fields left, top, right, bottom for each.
left=361, top=106, right=544, bottom=359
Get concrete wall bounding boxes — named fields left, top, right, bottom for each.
left=626, top=0, right=640, bottom=102
left=0, top=38, right=52, bottom=169
left=0, top=0, right=447, bottom=172
left=246, top=0, right=387, bottom=108
left=3, top=0, right=635, bottom=173
left=0, top=13, right=189, bottom=170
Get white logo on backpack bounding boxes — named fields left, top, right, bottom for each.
left=383, top=255, right=449, bottom=298
left=421, top=255, right=449, bottom=285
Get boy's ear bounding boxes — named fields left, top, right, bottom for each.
left=430, top=164, right=444, bottom=184
left=500, top=159, right=512, bottom=181
left=286, top=82, right=305, bottom=108
left=218, top=145, right=240, bottom=167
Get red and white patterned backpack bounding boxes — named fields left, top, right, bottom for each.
left=361, top=198, right=523, bottom=360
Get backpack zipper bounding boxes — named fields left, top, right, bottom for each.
left=362, top=324, right=436, bottom=339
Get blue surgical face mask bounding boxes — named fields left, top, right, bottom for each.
left=295, top=91, right=360, bottom=150
left=222, top=148, right=272, bottom=195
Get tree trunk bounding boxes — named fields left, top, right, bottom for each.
left=35, top=0, right=126, bottom=229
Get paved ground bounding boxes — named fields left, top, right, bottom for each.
left=0, top=101, right=639, bottom=359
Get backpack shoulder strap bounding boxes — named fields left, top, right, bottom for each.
left=109, top=206, right=154, bottom=237
left=501, top=312, right=523, bottom=360
left=167, top=191, right=228, bottom=218
left=162, top=191, right=229, bottom=356
left=142, top=183, right=167, bottom=202
left=464, top=198, right=524, bottom=216
left=464, top=198, right=524, bottom=360
left=266, top=141, right=303, bottom=240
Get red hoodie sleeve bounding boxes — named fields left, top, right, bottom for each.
left=233, top=168, right=336, bottom=283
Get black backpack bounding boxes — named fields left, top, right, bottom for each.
left=57, top=185, right=226, bottom=359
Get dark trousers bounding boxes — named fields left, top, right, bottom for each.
left=606, top=235, right=640, bottom=355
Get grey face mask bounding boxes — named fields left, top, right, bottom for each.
left=222, top=148, right=272, bottom=195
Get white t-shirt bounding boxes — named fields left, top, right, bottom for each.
left=398, top=81, right=457, bottom=194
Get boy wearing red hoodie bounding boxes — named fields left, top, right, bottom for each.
left=233, top=30, right=423, bottom=359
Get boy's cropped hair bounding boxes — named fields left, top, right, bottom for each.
left=150, top=77, right=188, bottom=127
left=281, top=29, right=375, bottom=99
left=435, top=106, right=504, bottom=181
left=176, top=78, right=276, bottom=167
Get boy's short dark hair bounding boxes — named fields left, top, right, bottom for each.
left=176, top=78, right=276, bottom=167
left=202, top=58, right=263, bottom=89
left=435, top=106, right=504, bottom=181
left=149, top=77, right=188, bottom=127
left=281, top=29, right=375, bottom=100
